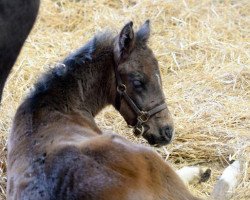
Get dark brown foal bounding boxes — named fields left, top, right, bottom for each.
left=8, top=21, right=201, bottom=200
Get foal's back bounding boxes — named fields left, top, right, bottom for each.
left=8, top=106, right=198, bottom=200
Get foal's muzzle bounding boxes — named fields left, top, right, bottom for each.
left=145, top=124, right=174, bottom=147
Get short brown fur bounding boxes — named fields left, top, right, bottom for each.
left=7, top=21, right=200, bottom=200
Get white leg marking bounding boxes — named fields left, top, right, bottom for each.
left=212, top=160, right=241, bottom=200
left=176, top=166, right=202, bottom=185
left=220, top=160, right=241, bottom=191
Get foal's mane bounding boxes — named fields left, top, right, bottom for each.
left=63, top=31, right=115, bottom=68
left=27, top=31, right=115, bottom=110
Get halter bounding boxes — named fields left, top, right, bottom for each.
left=114, top=60, right=167, bottom=137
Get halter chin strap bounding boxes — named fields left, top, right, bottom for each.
left=114, top=61, right=167, bottom=137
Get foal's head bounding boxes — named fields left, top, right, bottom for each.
left=112, top=21, right=174, bottom=146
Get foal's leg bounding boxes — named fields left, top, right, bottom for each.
left=211, top=160, right=241, bottom=200
left=176, top=160, right=241, bottom=200
left=176, top=166, right=211, bottom=185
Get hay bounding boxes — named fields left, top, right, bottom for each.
left=0, top=0, right=249, bottom=199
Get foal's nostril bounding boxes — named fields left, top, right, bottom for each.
left=161, top=126, right=173, bottom=139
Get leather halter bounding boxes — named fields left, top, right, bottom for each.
left=114, top=61, right=167, bottom=137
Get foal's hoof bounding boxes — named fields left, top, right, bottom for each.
left=199, top=168, right=211, bottom=183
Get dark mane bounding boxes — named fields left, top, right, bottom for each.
left=27, top=31, right=115, bottom=110
left=63, top=37, right=97, bottom=68
left=64, top=31, right=114, bottom=67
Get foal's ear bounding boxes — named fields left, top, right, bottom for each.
left=114, top=21, right=135, bottom=63
left=136, top=20, right=150, bottom=45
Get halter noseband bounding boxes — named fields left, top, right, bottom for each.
left=114, top=61, right=167, bottom=137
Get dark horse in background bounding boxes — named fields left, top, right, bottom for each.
left=0, top=0, right=40, bottom=102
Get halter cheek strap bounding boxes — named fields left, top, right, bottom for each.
left=114, top=61, right=167, bottom=137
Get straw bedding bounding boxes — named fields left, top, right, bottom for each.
left=0, top=0, right=249, bottom=199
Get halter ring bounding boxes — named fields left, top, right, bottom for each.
left=133, top=123, right=144, bottom=137
left=117, top=84, right=126, bottom=93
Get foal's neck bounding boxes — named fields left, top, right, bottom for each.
left=64, top=45, right=115, bottom=116
left=29, top=35, right=116, bottom=123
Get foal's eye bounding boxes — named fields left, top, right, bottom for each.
left=133, top=80, right=143, bottom=89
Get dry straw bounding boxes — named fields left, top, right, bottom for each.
left=0, top=0, right=249, bottom=199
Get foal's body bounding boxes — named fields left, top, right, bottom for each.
left=9, top=109, right=197, bottom=200
left=8, top=22, right=199, bottom=200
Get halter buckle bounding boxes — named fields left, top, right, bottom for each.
left=138, top=111, right=149, bottom=123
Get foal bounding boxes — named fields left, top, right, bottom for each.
left=8, top=21, right=200, bottom=200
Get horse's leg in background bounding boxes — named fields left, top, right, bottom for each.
left=0, top=0, right=40, bottom=102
